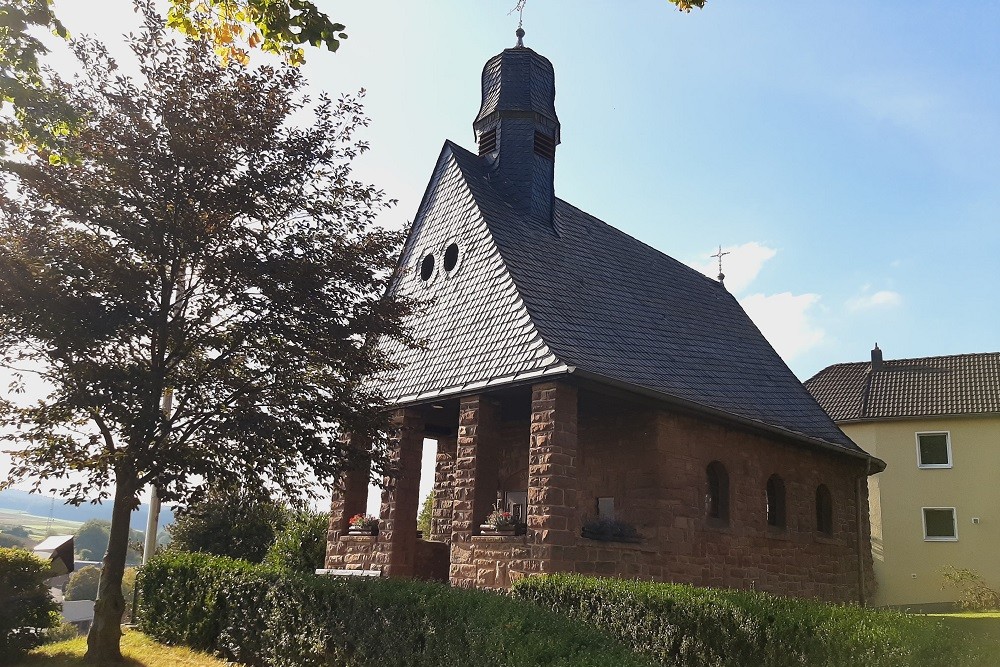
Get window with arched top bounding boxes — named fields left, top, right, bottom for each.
left=766, top=474, right=786, bottom=528
left=815, top=484, right=833, bottom=535
left=706, top=461, right=730, bottom=523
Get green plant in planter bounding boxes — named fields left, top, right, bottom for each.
left=348, top=514, right=379, bottom=533
left=484, top=507, right=518, bottom=531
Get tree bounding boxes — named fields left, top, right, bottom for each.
left=64, top=564, right=101, bottom=600
left=670, top=0, right=706, bottom=10
left=417, top=491, right=434, bottom=537
left=168, top=487, right=287, bottom=563
left=166, top=0, right=347, bottom=66
left=0, top=4, right=415, bottom=660
left=0, top=547, right=59, bottom=662
left=265, top=509, right=328, bottom=573
left=74, top=520, right=141, bottom=564
left=0, top=534, right=23, bottom=549
left=0, top=1, right=75, bottom=157
left=74, top=520, right=110, bottom=560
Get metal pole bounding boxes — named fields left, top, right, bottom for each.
left=142, top=388, right=171, bottom=565
left=141, top=487, right=161, bottom=566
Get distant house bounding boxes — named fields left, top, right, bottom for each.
left=806, top=347, right=1000, bottom=609
left=324, top=30, right=884, bottom=603
left=61, top=600, right=95, bottom=634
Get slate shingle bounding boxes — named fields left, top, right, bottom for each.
left=378, top=140, right=868, bottom=459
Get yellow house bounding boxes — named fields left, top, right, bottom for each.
left=806, top=347, right=1000, bottom=609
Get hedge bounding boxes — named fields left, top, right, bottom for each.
left=512, top=574, right=975, bottom=667
left=0, top=547, right=60, bottom=663
left=136, top=552, right=654, bottom=667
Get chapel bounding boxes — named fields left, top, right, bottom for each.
left=325, top=30, right=883, bottom=602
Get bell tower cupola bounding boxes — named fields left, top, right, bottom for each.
left=473, top=28, right=560, bottom=223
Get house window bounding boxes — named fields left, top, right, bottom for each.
left=815, top=484, right=833, bottom=535
left=923, top=507, right=958, bottom=541
left=917, top=432, right=952, bottom=468
left=706, top=461, right=729, bottom=523
left=766, top=474, right=786, bottom=528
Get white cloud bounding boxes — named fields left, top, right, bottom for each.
left=847, top=289, right=902, bottom=311
left=689, top=241, right=777, bottom=294
left=740, top=292, right=826, bottom=362
left=688, top=242, right=825, bottom=361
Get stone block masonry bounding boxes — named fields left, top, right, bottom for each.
left=329, top=381, right=875, bottom=603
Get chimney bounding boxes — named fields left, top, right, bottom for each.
left=871, top=343, right=884, bottom=371
left=473, top=28, right=560, bottom=223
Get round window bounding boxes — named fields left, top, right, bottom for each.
left=443, top=243, right=459, bottom=272
left=419, top=253, right=435, bottom=281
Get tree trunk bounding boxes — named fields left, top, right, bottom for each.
left=85, top=471, right=137, bottom=663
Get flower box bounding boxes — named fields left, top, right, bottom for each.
left=348, top=513, right=379, bottom=536
left=479, top=524, right=519, bottom=536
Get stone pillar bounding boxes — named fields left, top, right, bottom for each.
left=450, top=395, right=500, bottom=584
left=325, top=452, right=371, bottom=569
left=431, top=435, right=457, bottom=543
left=528, top=381, right=579, bottom=568
left=377, top=408, right=424, bottom=578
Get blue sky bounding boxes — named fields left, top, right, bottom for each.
left=5, top=1, right=998, bottom=509
left=43, top=0, right=1000, bottom=378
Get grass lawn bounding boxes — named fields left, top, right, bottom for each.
left=927, top=612, right=1000, bottom=666
left=14, top=630, right=232, bottom=667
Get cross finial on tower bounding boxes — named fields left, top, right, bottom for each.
left=511, top=0, right=527, bottom=46
left=711, top=245, right=730, bottom=284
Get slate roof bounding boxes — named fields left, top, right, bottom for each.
left=806, top=352, right=1000, bottom=422
left=475, top=48, right=558, bottom=132
left=379, top=139, right=872, bottom=461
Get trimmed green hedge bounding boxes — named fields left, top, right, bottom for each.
left=0, top=547, right=59, bottom=664
left=136, top=552, right=654, bottom=667
left=512, top=574, right=974, bottom=667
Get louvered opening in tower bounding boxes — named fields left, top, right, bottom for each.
left=478, top=128, right=497, bottom=156
left=533, top=131, right=555, bottom=160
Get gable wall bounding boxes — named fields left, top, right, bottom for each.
left=843, top=415, right=1000, bottom=608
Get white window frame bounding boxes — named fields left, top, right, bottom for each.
left=922, top=507, right=958, bottom=541
left=916, top=431, right=952, bottom=469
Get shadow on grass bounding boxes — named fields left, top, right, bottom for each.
left=16, top=652, right=145, bottom=667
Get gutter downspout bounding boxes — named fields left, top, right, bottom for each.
left=856, top=455, right=873, bottom=606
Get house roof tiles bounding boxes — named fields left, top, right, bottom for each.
left=805, top=352, right=1000, bottom=421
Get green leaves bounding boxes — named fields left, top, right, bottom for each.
left=668, top=0, right=707, bottom=11
left=167, top=0, right=348, bottom=66
left=0, top=0, right=78, bottom=159
left=138, top=553, right=655, bottom=666
left=512, top=574, right=970, bottom=667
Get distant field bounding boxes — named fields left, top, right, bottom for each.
left=0, top=507, right=82, bottom=541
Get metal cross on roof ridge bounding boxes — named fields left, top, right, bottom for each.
left=711, top=244, right=731, bottom=284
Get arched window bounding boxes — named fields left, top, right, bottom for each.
left=766, top=474, right=786, bottom=528
left=706, top=461, right=730, bottom=523
left=815, top=484, right=833, bottom=534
